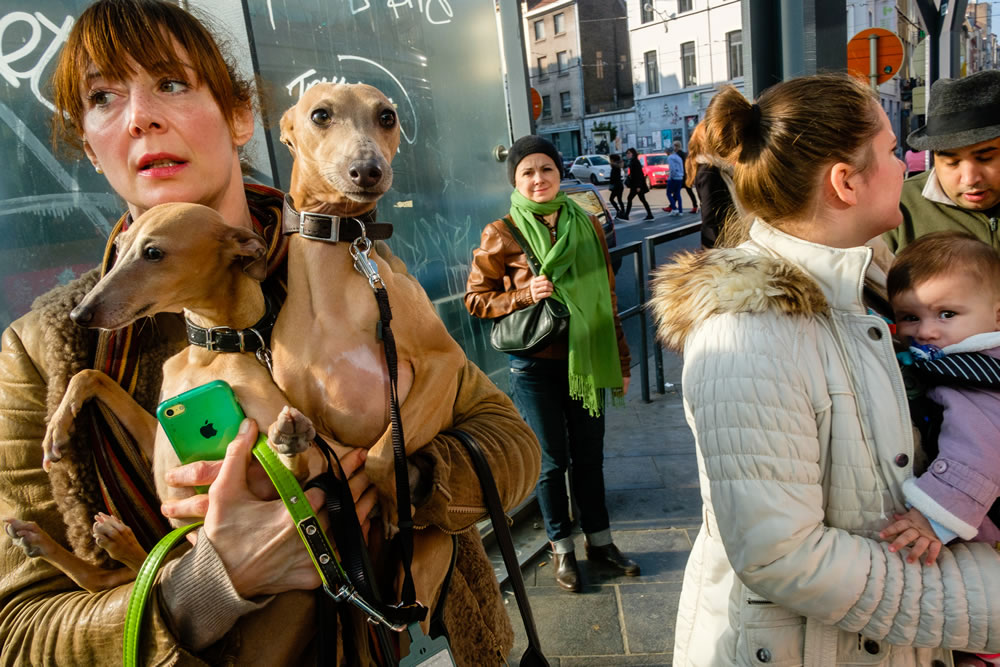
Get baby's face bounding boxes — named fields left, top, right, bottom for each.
left=892, top=271, right=1000, bottom=348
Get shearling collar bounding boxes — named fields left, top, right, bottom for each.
left=649, top=222, right=829, bottom=352
left=920, top=168, right=959, bottom=207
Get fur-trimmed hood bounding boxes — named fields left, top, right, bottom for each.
left=649, top=247, right=830, bottom=352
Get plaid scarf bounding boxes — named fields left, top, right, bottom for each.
left=87, top=184, right=288, bottom=549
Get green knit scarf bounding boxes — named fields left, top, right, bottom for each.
left=509, top=189, right=624, bottom=415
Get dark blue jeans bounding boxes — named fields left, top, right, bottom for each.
left=509, top=356, right=610, bottom=543
left=667, top=180, right=683, bottom=212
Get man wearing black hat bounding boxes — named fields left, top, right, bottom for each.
left=883, top=70, right=1000, bottom=253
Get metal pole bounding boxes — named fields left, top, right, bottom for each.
left=646, top=238, right=664, bottom=395
left=869, top=33, right=879, bottom=90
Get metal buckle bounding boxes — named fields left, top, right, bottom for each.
left=322, top=583, right=407, bottom=632
left=204, top=326, right=241, bottom=352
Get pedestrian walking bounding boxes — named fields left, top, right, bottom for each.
left=673, top=139, right=699, bottom=214
left=608, top=154, right=625, bottom=219
left=665, top=146, right=684, bottom=216
left=623, top=148, right=654, bottom=220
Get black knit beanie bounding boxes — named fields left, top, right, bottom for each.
left=507, top=135, right=562, bottom=186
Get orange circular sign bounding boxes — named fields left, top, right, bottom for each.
left=847, top=28, right=904, bottom=86
left=530, top=88, right=542, bottom=120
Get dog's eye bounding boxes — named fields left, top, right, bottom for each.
left=311, top=108, right=332, bottom=126
left=143, top=246, right=164, bottom=261
left=379, top=109, right=396, bottom=129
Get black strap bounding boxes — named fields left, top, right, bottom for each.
left=184, top=291, right=280, bottom=353
left=502, top=216, right=544, bottom=277
left=282, top=194, right=393, bottom=241
left=445, top=429, right=549, bottom=666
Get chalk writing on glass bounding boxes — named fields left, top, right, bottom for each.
left=285, top=57, right=417, bottom=145
left=266, top=0, right=452, bottom=30
left=0, top=11, right=75, bottom=112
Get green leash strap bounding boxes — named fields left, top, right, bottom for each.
left=123, top=520, right=203, bottom=667
left=122, top=436, right=407, bottom=666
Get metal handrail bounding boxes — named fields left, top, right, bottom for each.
left=608, top=240, right=649, bottom=402
left=644, top=221, right=701, bottom=394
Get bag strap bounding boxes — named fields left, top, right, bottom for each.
left=444, top=428, right=549, bottom=666
left=501, top=216, right=543, bottom=277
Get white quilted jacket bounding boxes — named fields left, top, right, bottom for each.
left=649, top=220, right=1000, bottom=667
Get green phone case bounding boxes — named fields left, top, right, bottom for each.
left=156, top=380, right=246, bottom=467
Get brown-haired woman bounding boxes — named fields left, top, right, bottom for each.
left=649, top=73, right=1000, bottom=665
left=0, top=1, right=539, bottom=664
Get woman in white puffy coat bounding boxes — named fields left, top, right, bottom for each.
left=649, top=75, right=1000, bottom=667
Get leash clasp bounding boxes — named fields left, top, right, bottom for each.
left=350, top=236, right=383, bottom=289
left=323, top=583, right=408, bottom=633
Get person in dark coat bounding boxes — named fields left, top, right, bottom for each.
left=608, top=154, right=625, bottom=219
left=623, top=148, right=654, bottom=220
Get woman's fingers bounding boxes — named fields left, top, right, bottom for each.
left=161, top=493, right=210, bottom=520
left=338, top=447, right=367, bottom=480
left=210, top=419, right=257, bottom=502
left=164, top=459, right=223, bottom=489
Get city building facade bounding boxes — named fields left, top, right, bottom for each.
left=626, top=0, right=744, bottom=153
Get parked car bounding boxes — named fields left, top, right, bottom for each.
left=562, top=180, right=621, bottom=272
left=568, top=154, right=612, bottom=185
left=637, top=153, right=671, bottom=188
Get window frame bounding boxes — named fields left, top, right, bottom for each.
left=560, top=91, right=572, bottom=114
left=644, top=50, right=659, bottom=95
left=557, top=50, right=570, bottom=75
left=534, top=19, right=545, bottom=41
left=553, top=12, right=565, bottom=35
left=726, top=30, right=743, bottom=79
left=541, top=94, right=552, bottom=120
left=678, top=0, right=693, bottom=13
left=681, top=41, right=696, bottom=87
left=641, top=3, right=654, bottom=23
left=537, top=56, right=548, bottom=79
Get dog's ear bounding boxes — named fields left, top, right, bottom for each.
left=279, top=107, right=297, bottom=156
left=226, top=227, right=268, bottom=282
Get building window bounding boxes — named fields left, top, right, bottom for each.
left=644, top=50, right=659, bottom=95
left=537, top=56, right=548, bottom=79
left=560, top=91, right=571, bottom=114
left=596, top=51, right=604, bottom=80
left=681, top=41, right=696, bottom=87
left=678, top=0, right=693, bottom=12
left=641, top=2, right=654, bottom=23
left=534, top=19, right=544, bottom=41
left=557, top=50, right=570, bottom=75
left=727, top=30, right=743, bottom=79
left=553, top=13, right=565, bottom=34
left=541, top=95, right=552, bottom=120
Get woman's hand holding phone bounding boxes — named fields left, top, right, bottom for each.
left=160, top=417, right=379, bottom=595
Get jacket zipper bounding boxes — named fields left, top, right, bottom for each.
left=746, top=598, right=773, bottom=605
left=990, top=217, right=998, bottom=233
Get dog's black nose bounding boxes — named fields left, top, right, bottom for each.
left=70, top=304, right=93, bottom=325
left=349, top=160, right=383, bottom=188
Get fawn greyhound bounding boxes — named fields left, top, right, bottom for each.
left=273, top=82, right=466, bottom=516
left=6, top=203, right=319, bottom=593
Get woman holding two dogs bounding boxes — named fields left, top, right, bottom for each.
left=465, top=135, right=638, bottom=593
left=0, top=1, right=539, bottom=664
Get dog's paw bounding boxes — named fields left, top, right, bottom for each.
left=42, top=370, right=104, bottom=471
left=92, top=513, right=146, bottom=571
left=4, top=517, right=58, bottom=559
left=268, top=406, right=316, bottom=456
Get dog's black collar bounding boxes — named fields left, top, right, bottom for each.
left=282, top=194, right=393, bottom=242
left=185, top=292, right=280, bottom=353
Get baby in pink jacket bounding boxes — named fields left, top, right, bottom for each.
left=882, top=231, right=1000, bottom=667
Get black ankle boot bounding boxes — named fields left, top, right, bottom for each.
left=585, top=542, right=640, bottom=576
left=552, top=551, right=581, bottom=592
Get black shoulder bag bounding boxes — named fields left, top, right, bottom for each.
left=446, top=428, right=550, bottom=667
left=489, top=217, right=569, bottom=356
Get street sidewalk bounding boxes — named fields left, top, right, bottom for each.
left=490, top=350, right=700, bottom=666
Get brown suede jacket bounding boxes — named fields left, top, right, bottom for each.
left=1, top=259, right=540, bottom=665
left=464, top=214, right=631, bottom=376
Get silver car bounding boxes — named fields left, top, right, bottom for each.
left=568, top=154, right=611, bottom=185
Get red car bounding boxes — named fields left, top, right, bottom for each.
left=637, top=153, right=671, bottom=188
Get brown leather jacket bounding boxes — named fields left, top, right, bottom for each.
left=1, top=257, right=540, bottom=665
left=465, top=214, right=631, bottom=375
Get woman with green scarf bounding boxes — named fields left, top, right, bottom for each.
left=465, top=135, right=638, bottom=592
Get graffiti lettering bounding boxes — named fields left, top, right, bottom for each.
left=0, top=11, right=74, bottom=112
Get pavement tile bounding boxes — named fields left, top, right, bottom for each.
left=506, top=585, right=624, bottom=657
left=606, top=486, right=703, bottom=530
left=618, top=581, right=684, bottom=654
left=603, top=455, right=663, bottom=490
left=653, top=453, right=701, bottom=488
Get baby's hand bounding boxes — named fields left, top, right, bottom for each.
left=879, top=508, right=942, bottom=565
